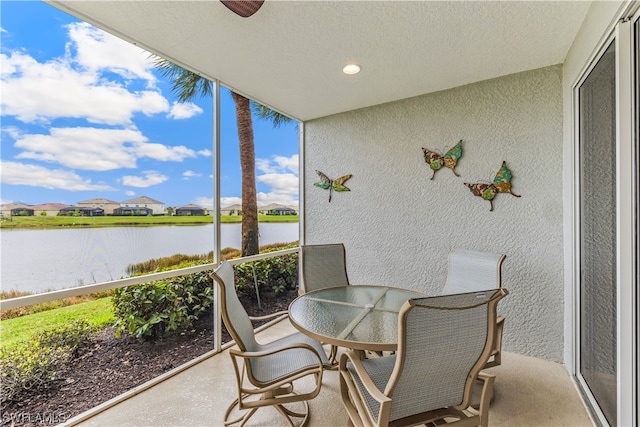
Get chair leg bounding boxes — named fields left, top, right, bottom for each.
left=329, top=344, right=338, bottom=364
left=225, top=390, right=311, bottom=426
left=224, top=395, right=259, bottom=426
left=273, top=401, right=310, bottom=427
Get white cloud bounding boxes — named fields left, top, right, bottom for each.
left=255, top=159, right=272, bottom=173
left=193, top=196, right=214, bottom=210
left=274, top=154, right=299, bottom=174
left=253, top=154, right=299, bottom=205
left=220, top=197, right=241, bottom=208
left=0, top=21, right=170, bottom=126
left=183, top=170, right=201, bottom=179
left=168, top=102, right=203, bottom=119
left=257, top=173, right=298, bottom=194
left=199, top=149, right=212, bottom=157
left=121, top=170, right=168, bottom=188
left=193, top=195, right=299, bottom=211
left=125, top=190, right=135, bottom=196
left=135, top=142, right=197, bottom=162
left=257, top=192, right=299, bottom=207
left=1, top=51, right=168, bottom=126
left=67, top=22, right=157, bottom=83
left=215, top=155, right=300, bottom=207
left=190, top=196, right=244, bottom=210
left=12, top=127, right=203, bottom=171
left=256, top=171, right=299, bottom=206
left=1, top=161, right=115, bottom=191
left=257, top=154, right=298, bottom=175
left=15, top=127, right=144, bottom=171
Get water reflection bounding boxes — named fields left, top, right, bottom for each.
left=0, top=223, right=298, bottom=293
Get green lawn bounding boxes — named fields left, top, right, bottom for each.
left=0, top=298, right=115, bottom=351
left=0, top=214, right=298, bottom=229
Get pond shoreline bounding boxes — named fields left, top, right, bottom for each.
left=0, top=215, right=298, bottom=230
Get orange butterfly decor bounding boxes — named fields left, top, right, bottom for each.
left=422, top=140, right=463, bottom=180
left=464, top=161, right=521, bottom=211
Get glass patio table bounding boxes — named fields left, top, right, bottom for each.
left=288, top=285, right=426, bottom=353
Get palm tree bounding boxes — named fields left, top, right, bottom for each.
left=154, top=59, right=293, bottom=256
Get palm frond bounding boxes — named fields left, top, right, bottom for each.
left=251, top=101, right=294, bottom=128
left=152, top=54, right=294, bottom=128
left=151, top=55, right=212, bottom=102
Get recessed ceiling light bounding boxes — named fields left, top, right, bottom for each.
left=342, top=64, right=361, bottom=75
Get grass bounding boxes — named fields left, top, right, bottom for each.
left=0, top=298, right=115, bottom=351
left=0, top=214, right=298, bottom=229
left=0, top=290, right=111, bottom=320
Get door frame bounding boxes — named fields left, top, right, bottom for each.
left=571, top=5, right=639, bottom=426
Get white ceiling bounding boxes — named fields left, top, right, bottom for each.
left=47, top=1, right=591, bottom=122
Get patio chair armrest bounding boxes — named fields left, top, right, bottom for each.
left=248, top=310, right=289, bottom=322
left=230, top=341, right=323, bottom=363
left=230, top=343, right=325, bottom=393
left=471, top=371, right=496, bottom=423
left=339, top=350, right=391, bottom=425
left=493, top=315, right=505, bottom=353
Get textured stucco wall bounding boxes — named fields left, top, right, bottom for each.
left=303, top=66, right=564, bottom=361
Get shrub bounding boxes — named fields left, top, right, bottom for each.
left=233, top=243, right=299, bottom=297
left=112, top=270, right=214, bottom=339
left=126, top=253, right=213, bottom=275
left=112, top=242, right=298, bottom=339
left=0, top=320, right=93, bottom=402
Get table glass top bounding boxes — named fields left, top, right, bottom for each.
left=288, top=285, right=425, bottom=350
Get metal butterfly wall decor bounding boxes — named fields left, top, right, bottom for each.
left=422, top=140, right=463, bottom=180
left=464, top=161, right=521, bottom=211
left=314, top=170, right=352, bottom=202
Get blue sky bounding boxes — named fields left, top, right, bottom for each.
left=0, top=1, right=299, bottom=209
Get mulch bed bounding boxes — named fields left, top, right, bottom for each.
left=1, top=290, right=298, bottom=427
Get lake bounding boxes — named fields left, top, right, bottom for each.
left=0, top=223, right=298, bottom=294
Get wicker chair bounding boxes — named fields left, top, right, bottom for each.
left=339, top=288, right=508, bottom=427
left=211, top=261, right=331, bottom=426
left=441, top=249, right=506, bottom=368
left=300, top=243, right=350, bottom=363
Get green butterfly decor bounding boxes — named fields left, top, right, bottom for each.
left=464, top=161, right=521, bottom=211
left=422, top=140, right=463, bottom=180
left=314, top=170, right=352, bottom=202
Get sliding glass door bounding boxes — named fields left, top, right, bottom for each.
left=578, top=40, right=617, bottom=426
left=575, top=9, right=639, bottom=425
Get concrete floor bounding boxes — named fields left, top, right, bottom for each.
left=67, top=319, right=594, bottom=427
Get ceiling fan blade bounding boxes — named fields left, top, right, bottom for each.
left=220, top=0, right=265, bottom=18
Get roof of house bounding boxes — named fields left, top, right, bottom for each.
left=30, top=203, right=69, bottom=210
left=121, top=196, right=164, bottom=205
left=177, top=204, right=204, bottom=210
left=221, top=204, right=242, bottom=211
left=78, top=198, right=120, bottom=204
left=261, top=203, right=299, bottom=212
left=269, top=206, right=296, bottom=212
left=60, top=206, right=104, bottom=211
left=1, top=203, right=34, bottom=210
left=261, top=203, right=295, bottom=210
left=115, top=206, right=153, bottom=211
